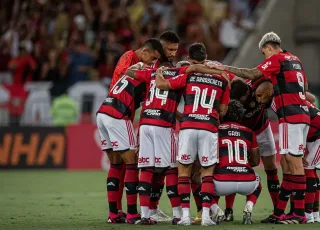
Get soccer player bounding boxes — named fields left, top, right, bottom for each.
left=105, top=38, right=163, bottom=219
left=223, top=78, right=279, bottom=221
left=155, top=43, right=230, bottom=226
left=96, top=39, right=163, bottom=224
left=148, top=31, right=180, bottom=222
left=256, top=82, right=320, bottom=224
left=209, top=32, right=310, bottom=224
left=212, top=100, right=262, bottom=225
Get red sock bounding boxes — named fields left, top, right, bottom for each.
left=291, top=175, right=306, bottom=217
left=191, top=182, right=202, bottom=211
left=265, top=169, right=280, bottom=206
left=274, top=174, right=292, bottom=217
left=201, top=176, right=214, bottom=208
left=165, top=168, right=180, bottom=208
left=107, top=164, right=122, bottom=217
left=124, top=164, right=139, bottom=216
left=212, top=196, right=220, bottom=205
left=117, top=163, right=126, bottom=211
left=314, top=172, right=319, bottom=212
left=246, top=182, right=262, bottom=205
left=304, top=169, right=316, bottom=213
left=225, top=194, right=236, bottom=209
left=149, top=174, right=165, bottom=210
left=139, top=168, right=154, bottom=207
left=178, top=176, right=191, bottom=208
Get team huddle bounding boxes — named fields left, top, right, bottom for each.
left=96, top=31, right=320, bottom=226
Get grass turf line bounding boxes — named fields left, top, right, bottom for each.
left=0, top=170, right=319, bottom=230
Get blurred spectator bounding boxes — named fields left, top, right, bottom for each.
left=68, top=39, right=94, bottom=85
left=8, top=44, right=37, bottom=85
left=51, top=92, right=79, bottom=126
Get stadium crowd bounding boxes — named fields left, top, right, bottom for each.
left=0, top=0, right=260, bottom=87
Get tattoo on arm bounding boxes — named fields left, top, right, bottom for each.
left=225, top=66, right=263, bottom=80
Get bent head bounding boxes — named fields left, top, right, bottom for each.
left=230, top=80, right=251, bottom=105
left=223, top=100, right=246, bottom=123
left=187, top=42, right=207, bottom=64
left=255, top=81, right=274, bottom=105
left=160, top=31, right=180, bottom=62
left=258, top=32, right=281, bottom=59
left=141, top=38, right=163, bottom=65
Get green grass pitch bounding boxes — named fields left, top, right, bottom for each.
left=0, top=170, right=319, bottom=230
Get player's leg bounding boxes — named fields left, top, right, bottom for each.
left=137, top=125, right=156, bottom=224
left=314, top=169, right=320, bottom=222
left=109, top=119, right=140, bottom=224
left=198, top=130, right=219, bottom=226
left=241, top=174, right=262, bottom=224
left=190, top=162, right=202, bottom=222
left=176, top=129, right=197, bottom=225
left=278, top=124, right=308, bottom=224
left=257, top=124, right=279, bottom=207
left=96, top=113, right=125, bottom=223
left=303, top=140, right=320, bottom=223
left=224, top=194, right=236, bottom=221
left=154, top=126, right=181, bottom=223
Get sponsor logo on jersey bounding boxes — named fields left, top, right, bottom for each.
left=292, top=63, right=302, bottom=70
left=261, top=61, right=271, bottom=70
left=144, top=109, right=161, bottom=116
left=180, top=154, right=191, bottom=161
left=219, top=124, right=230, bottom=129
left=111, top=141, right=118, bottom=147
left=188, top=114, right=210, bottom=120
left=138, top=157, right=150, bottom=164
left=163, top=70, right=178, bottom=76
left=104, top=97, right=114, bottom=103
left=226, top=166, right=248, bottom=173
left=155, top=157, right=161, bottom=164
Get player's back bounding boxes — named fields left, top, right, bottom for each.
left=214, top=121, right=258, bottom=182
left=180, top=72, right=229, bottom=132
left=140, top=67, right=186, bottom=127
left=306, top=101, right=320, bottom=142
left=272, top=51, right=309, bottom=124
left=98, top=75, right=146, bottom=121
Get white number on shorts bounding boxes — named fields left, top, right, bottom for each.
left=296, top=72, right=305, bottom=100
left=112, top=77, right=129, bottom=94
left=221, top=139, right=248, bottom=164
left=191, top=86, right=216, bottom=114
left=146, top=80, right=168, bottom=106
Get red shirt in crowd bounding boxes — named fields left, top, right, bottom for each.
left=8, top=55, right=37, bottom=85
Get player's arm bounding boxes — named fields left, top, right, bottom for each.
left=248, top=132, right=260, bottom=167
left=125, top=62, right=145, bottom=79
left=218, top=82, right=230, bottom=117
left=155, top=67, right=171, bottom=90
left=175, top=110, right=182, bottom=121
left=249, top=148, right=260, bottom=167
left=306, top=91, right=316, bottom=104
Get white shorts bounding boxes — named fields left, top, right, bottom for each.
left=178, top=129, right=218, bottom=167
left=256, top=124, right=276, bottom=157
left=304, top=139, right=320, bottom=169
left=279, top=123, right=309, bottom=156
left=138, top=125, right=177, bottom=168
left=96, top=113, right=136, bottom=151
left=213, top=173, right=260, bottom=196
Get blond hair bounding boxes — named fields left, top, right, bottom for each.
left=258, top=32, right=281, bottom=50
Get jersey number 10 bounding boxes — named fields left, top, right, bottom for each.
left=221, top=139, right=248, bottom=164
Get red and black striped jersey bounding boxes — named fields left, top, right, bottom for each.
left=97, top=75, right=146, bottom=121
left=306, top=101, right=320, bottom=142
left=214, top=122, right=258, bottom=182
left=134, top=67, right=188, bottom=127
left=169, top=72, right=230, bottom=133
left=256, top=51, right=310, bottom=125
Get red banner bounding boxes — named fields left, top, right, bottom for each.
left=66, top=121, right=281, bottom=170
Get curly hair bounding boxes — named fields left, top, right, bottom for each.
left=224, top=100, right=246, bottom=122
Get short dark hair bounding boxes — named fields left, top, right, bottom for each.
left=230, top=80, right=250, bottom=100
left=224, top=100, right=246, bottom=122
left=251, top=77, right=272, bottom=91
left=142, top=38, right=164, bottom=54
left=158, top=62, right=174, bottom=68
left=159, top=31, right=180, bottom=43
left=188, top=43, right=207, bottom=62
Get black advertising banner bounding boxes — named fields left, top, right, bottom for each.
left=0, top=127, right=66, bottom=169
